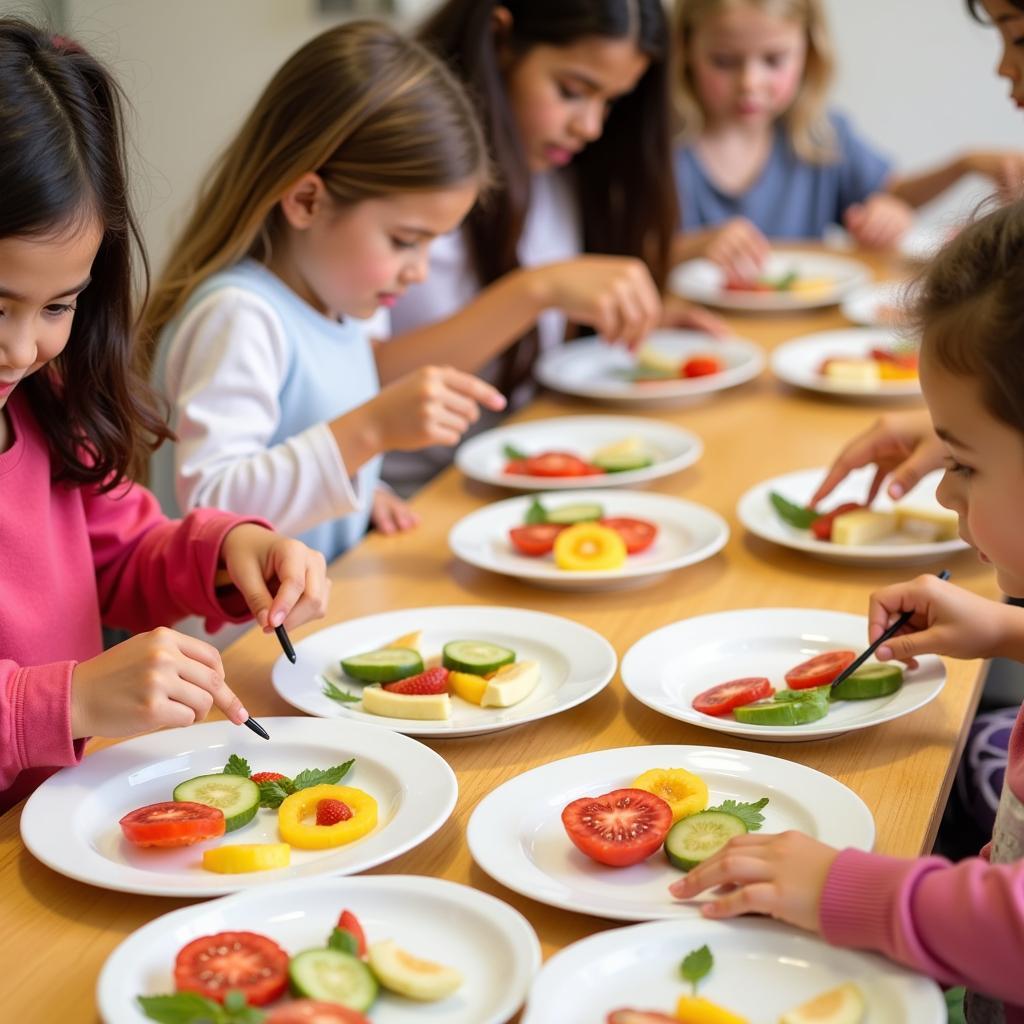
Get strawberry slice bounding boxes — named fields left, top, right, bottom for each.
left=606, top=1012, right=679, bottom=1023
left=336, top=909, right=368, bottom=958
left=251, top=772, right=289, bottom=785
left=316, top=799, right=353, bottom=826
left=382, top=667, right=450, bottom=695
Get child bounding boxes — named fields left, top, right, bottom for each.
left=0, top=21, right=329, bottom=813
left=143, top=22, right=504, bottom=560
left=671, top=0, right=1024, bottom=281
left=382, top=0, right=727, bottom=496
left=673, top=200, right=1024, bottom=1019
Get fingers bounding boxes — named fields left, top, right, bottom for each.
left=372, top=491, right=421, bottom=536
left=284, top=569, right=333, bottom=630
left=159, top=630, right=248, bottom=725
left=710, top=219, right=769, bottom=282
left=700, top=882, right=779, bottom=920
left=267, top=543, right=326, bottom=630
left=440, top=367, right=507, bottom=413
left=887, top=438, right=944, bottom=500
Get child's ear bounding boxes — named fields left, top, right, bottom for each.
left=279, top=172, right=327, bottom=231
left=492, top=5, right=514, bottom=67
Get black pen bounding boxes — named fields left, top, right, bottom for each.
left=275, top=623, right=297, bottom=664
left=243, top=716, right=270, bottom=740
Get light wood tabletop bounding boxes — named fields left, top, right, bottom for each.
left=0, top=250, right=1000, bottom=1022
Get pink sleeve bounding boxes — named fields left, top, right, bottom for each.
left=82, top=480, right=271, bottom=633
left=821, top=847, right=1024, bottom=1002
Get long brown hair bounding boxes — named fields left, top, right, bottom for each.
left=673, top=0, right=837, bottom=164
left=141, top=20, right=488, bottom=367
left=419, top=0, right=678, bottom=392
left=0, top=19, right=171, bottom=490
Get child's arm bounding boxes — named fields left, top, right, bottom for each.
left=887, top=150, right=1024, bottom=208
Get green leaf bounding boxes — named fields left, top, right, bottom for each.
left=503, top=443, right=528, bottom=461
left=773, top=269, right=798, bottom=291
left=328, top=926, right=360, bottom=955
left=257, top=779, right=293, bottom=809
left=223, top=754, right=251, bottom=778
left=137, top=992, right=227, bottom=1024
left=706, top=797, right=769, bottom=832
left=292, top=759, right=355, bottom=791
left=322, top=678, right=361, bottom=704
left=769, top=492, right=820, bottom=530
left=524, top=498, right=548, bottom=525
left=680, top=944, right=713, bottom=994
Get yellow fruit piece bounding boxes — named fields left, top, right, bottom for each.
left=482, top=660, right=540, bottom=707
left=779, top=982, right=865, bottom=1024
left=877, top=362, right=917, bottom=381
left=368, top=939, right=463, bottom=1001
left=202, top=843, right=290, bottom=874
left=788, top=276, right=832, bottom=295
left=631, top=767, right=709, bottom=823
left=450, top=670, right=488, bottom=705
left=390, top=630, right=423, bottom=653
left=278, top=784, right=377, bottom=850
left=362, top=685, right=451, bottom=720
left=554, top=522, right=627, bottom=572
left=636, top=347, right=681, bottom=376
left=676, top=994, right=750, bottom=1024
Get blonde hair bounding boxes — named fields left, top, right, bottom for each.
left=140, top=20, right=487, bottom=366
left=672, top=0, right=837, bottom=164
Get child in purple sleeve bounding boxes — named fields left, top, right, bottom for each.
left=672, top=198, right=1024, bottom=1020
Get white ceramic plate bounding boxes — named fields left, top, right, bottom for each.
left=841, top=279, right=916, bottom=327
left=533, top=331, right=764, bottom=406
left=98, top=875, right=541, bottom=1024
left=520, top=917, right=944, bottom=1023
left=20, top=718, right=457, bottom=896
left=272, top=606, right=617, bottom=737
left=771, top=327, right=921, bottom=399
left=448, top=490, right=729, bottom=591
left=669, top=250, right=871, bottom=311
left=621, top=608, right=947, bottom=742
left=454, top=415, right=703, bottom=491
left=737, top=466, right=968, bottom=566
left=467, top=744, right=874, bottom=922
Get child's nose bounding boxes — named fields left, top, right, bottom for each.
left=0, top=325, right=38, bottom=371
left=935, top=469, right=963, bottom=513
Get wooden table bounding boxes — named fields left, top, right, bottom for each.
left=0, top=250, right=1000, bottom=1021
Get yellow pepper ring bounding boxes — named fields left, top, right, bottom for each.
left=278, top=783, right=378, bottom=850
left=553, top=523, right=627, bottom=572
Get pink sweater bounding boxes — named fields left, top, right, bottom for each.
left=821, top=703, right=1024, bottom=1020
left=0, top=392, right=263, bottom=813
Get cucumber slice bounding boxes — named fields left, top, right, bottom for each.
left=665, top=810, right=747, bottom=871
left=544, top=502, right=604, bottom=525
left=733, top=694, right=830, bottom=726
left=172, top=773, right=259, bottom=832
left=831, top=663, right=904, bottom=700
left=341, top=646, right=423, bottom=683
left=442, top=640, right=516, bottom=675
left=289, top=948, right=378, bottom=1011
left=591, top=453, right=654, bottom=473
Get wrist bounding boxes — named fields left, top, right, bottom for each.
left=514, top=265, right=555, bottom=314
left=331, top=403, right=383, bottom=469
left=69, top=664, right=89, bottom=739
left=993, top=601, right=1024, bottom=661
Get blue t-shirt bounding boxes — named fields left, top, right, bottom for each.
left=674, top=111, right=892, bottom=239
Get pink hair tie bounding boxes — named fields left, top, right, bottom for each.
left=51, top=33, right=85, bottom=55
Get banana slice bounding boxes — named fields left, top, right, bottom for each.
left=367, top=939, right=463, bottom=1001
left=481, top=660, right=540, bottom=707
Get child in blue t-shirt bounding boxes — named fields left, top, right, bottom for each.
left=670, top=0, right=1024, bottom=280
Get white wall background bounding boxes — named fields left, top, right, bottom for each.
left=4, top=0, right=1021, bottom=272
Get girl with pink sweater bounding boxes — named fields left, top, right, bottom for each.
left=0, top=21, right=329, bottom=814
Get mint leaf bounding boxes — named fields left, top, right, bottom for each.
left=769, top=492, right=820, bottom=530
left=138, top=992, right=228, bottom=1023
left=524, top=498, right=547, bottom=524
left=328, top=926, right=360, bottom=955
left=680, top=944, right=713, bottom=994
left=257, top=779, right=293, bottom=809
left=223, top=754, right=251, bottom=778
left=503, top=443, right=528, bottom=461
left=292, top=759, right=355, bottom=791
left=322, top=679, right=361, bottom=704
left=706, top=797, right=769, bottom=832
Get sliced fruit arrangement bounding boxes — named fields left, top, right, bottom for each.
left=769, top=491, right=958, bottom=546
left=137, top=906, right=464, bottom=1023
left=690, top=652, right=906, bottom=728
left=325, top=631, right=540, bottom=720
left=503, top=436, right=660, bottom=476
left=819, top=345, right=919, bottom=385
left=724, top=270, right=833, bottom=295
left=629, top=346, right=724, bottom=382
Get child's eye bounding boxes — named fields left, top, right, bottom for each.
left=389, top=237, right=418, bottom=251
left=44, top=303, right=76, bottom=317
left=946, top=459, right=974, bottom=478
left=764, top=52, right=790, bottom=68
left=557, top=81, right=586, bottom=101
left=710, top=54, right=740, bottom=70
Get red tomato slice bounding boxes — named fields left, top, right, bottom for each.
left=681, top=355, right=722, bottom=378
left=119, top=801, right=225, bottom=848
left=692, top=677, right=774, bottom=716
left=809, top=502, right=863, bottom=541
left=607, top=1012, right=680, bottom=1024
left=504, top=459, right=531, bottom=475
left=265, top=1001, right=370, bottom=1024
left=509, top=523, right=566, bottom=556
left=561, top=788, right=672, bottom=867
left=336, top=908, right=367, bottom=958
left=600, top=517, right=658, bottom=554
left=174, top=931, right=289, bottom=1006
left=870, top=347, right=918, bottom=369
left=523, top=452, right=598, bottom=477
left=785, top=650, right=856, bottom=689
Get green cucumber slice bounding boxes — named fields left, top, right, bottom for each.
left=341, top=647, right=423, bottom=683
left=733, top=694, right=830, bottom=726
left=665, top=810, right=748, bottom=871
left=442, top=640, right=516, bottom=675
left=831, top=663, right=904, bottom=700
left=769, top=492, right=820, bottom=530
left=172, top=773, right=259, bottom=832
left=544, top=502, right=604, bottom=525
left=591, top=453, right=654, bottom=473
left=289, top=948, right=378, bottom=1010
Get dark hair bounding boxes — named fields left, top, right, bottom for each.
left=967, top=0, right=1024, bottom=20
left=419, top=0, right=677, bottom=391
left=913, top=201, right=1024, bottom=437
left=0, top=18, right=171, bottom=490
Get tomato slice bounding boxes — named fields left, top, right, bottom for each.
left=785, top=650, right=856, bottom=689
left=174, top=931, right=289, bottom=1006
left=809, top=502, right=863, bottom=541
left=870, top=347, right=918, bottom=369
left=691, top=677, right=774, bottom=716
left=504, top=459, right=531, bottom=475
left=265, top=1003, right=371, bottom=1024
left=561, top=788, right=672, bottom=867
left=607, top=1012, right=679, bottom=1024
left=509, top=523, right=566, bottom=556
left=600, top=517, right=658, bottom=554
left=119, top=801, right=225, bottom=848
left=336, top=908, right=367, bottom=958
left=523, top=452, right=600, bottom=477
left=681, top=355, right=722, bottom=378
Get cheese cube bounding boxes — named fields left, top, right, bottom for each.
left=831, top=509, right=898, bottom=546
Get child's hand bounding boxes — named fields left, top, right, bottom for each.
left=964, top=150, right=1024, bottom=202
left=704, top=217, right=770, bottom=284
left=220, top=524, right=330, bottom=631
left=810, top=410, right=944, bottom=507
left=70, top=628, right=248, bottom=738
left=669, top=831, right=839, bottom=934
left=660, top=292, right=730, bottom=338
left=371, top=487, right=420, bottom=535
left=370, top=366, right=506, bottom=451
left=529, top=255, right=662, bottom=348
left=869, top=575, right=1017, bottom=667
left=843, top=193, right=914, bottom=249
